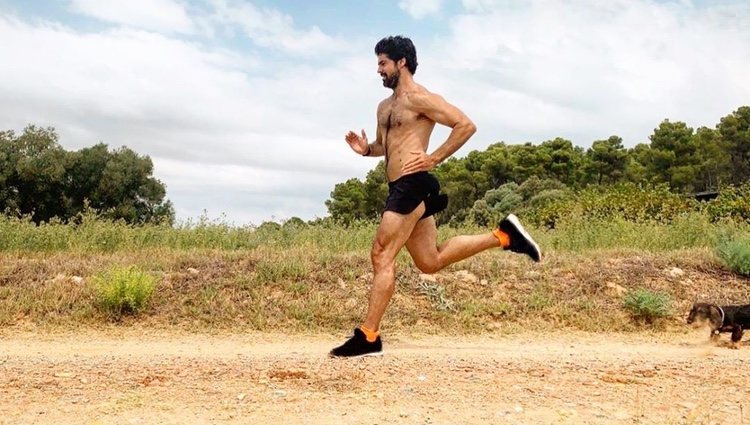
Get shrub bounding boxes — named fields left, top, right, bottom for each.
left=704, top=183, right=750, bottom=222
left=717, top=236, right=750, bottom=277
left=622, top=288, right=672, bottom=323
left=417, top=281, right=455, bottom=311
left=92, top=266, right=156, bottom=319
left=517, top=176, right=567, bottom=201
left=528, top=183, right=697, bottom=228
left=467, top=183, right=522, bottom=226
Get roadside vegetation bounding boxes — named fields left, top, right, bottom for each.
left=1, top=105, right=749, bottom=333
left=1, top=206, right=748, bottom=333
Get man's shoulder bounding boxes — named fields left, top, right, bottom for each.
left=377, top=96, right=394, bottom=109
left=405, top=87, right=443, bottom=109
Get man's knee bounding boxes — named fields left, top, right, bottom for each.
left=370, top=241, right=395, bottom=271
left=415, top=260, right=441, bottom=275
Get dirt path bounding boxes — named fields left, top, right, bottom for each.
left=1, top=329, right=749, bottom=425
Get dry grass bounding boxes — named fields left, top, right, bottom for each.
left=2, top=213, right=748, bottom=333
left=2, top=246, right=748, bottom=333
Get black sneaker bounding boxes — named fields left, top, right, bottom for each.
left=329, top=328, right=383, bottom=358
left=499, top=214, right=541, bottom=262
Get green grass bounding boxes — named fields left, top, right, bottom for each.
left=91, top=265, right=156, bottom=319
left=622, top=288, right=673, bottom=323
left=538, top=213, right=744, bottom=253
left=2, top=211, right=747, bottom=255
left=717, top=235, right=750, bottom=277
left=1, top=211, right=749, bottom=332
left=0, top=213, right=375, bottom=253
left=417, top=281, right=456, bottom=311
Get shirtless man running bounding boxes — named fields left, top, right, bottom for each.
left=330, top=35, right=541, bottom=358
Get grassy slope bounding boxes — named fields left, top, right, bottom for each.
left=1, top=214, right=748, bottom=333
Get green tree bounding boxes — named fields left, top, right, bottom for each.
left=479, top=143, right=515, bottom=187
left=625, top=143, right=650, bottom=183
left=467, top=182, right=522, bottom=226
left=536, top=138, right=586, bottom=187
left=692, top=126, right=731, bottom=191
left=507, top=143, right=547, bottom=183
left=0, top=130, right=18, bottom=211
left=361, top=161, right=389, bottom=217
left=325, top=178, right=369, bottom=224
left=0, top=125, right=173, bottom=224
left=2, top=126, right=70, bottom=221
left=586, top=136, right=628, bottom=185
left=66, top=143, right=110, bottom=211
left=93, top=147, right=173, bottom=224
left=433, top=158, right=486, bottom=224
left=645, top=120, right=700, bottom=191
left=517, top=176, right=568, bottom=201
left=717, top=106, right=750, bottom=185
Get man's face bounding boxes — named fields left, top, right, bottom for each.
left=377, top=53, right=400, bottom=89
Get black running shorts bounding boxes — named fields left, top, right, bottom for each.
left=383, top=172, right=448, bottom=219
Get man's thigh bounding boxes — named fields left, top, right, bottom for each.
left=373, top=202, right=426, bottom=258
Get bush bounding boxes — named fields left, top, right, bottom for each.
left=704, top=183, right=750, bottom=223
left=517, top=176, right=567, bottom=201
left=622, top=288, right=672, bottom=323
left=717, top=236, right=750, bottom=277
left=467, top=183, right=522, bottom=226
left=528, top=183, right=697, bottom=228
left=92, top=266, right=156, bottom=319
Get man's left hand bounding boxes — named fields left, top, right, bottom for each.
left=402, top=150, right=437, bottom=175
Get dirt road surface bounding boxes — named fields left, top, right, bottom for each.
left=2, top=329, right=749, bottom=424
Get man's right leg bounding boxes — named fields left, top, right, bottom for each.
left=329, top=203, right=426, bottom=358
left=362, top=204, right=426, bottom=332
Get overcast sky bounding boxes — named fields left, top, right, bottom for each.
left=1, top=0, right=748, bottom=225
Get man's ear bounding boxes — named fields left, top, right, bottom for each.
left=397, top=58, right=407, bottom=70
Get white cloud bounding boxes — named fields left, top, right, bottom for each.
left=154, top=157, right=334, bottom=224
left=0, top=13, right=378, bottom=224
left=206, top=0, right=348, bottom=55
left=460, top=0, right=500, bottom=14
left=429, top=0, right=750, bottom=145
left=399, top=0, right=444, bottom=19
left=69, top=0, right=195, bottom=34
left=2, top=1, right=749, bottom=224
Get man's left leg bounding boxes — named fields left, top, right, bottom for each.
left=405, top=216, right=499, bottom=274
left=405, top=213, right=541, bottom=274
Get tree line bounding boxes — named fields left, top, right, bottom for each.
left=1, top=125, right=173, bottom=224
left=326, top=106, right=750, bottom=225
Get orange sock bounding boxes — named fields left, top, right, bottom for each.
left=360, top=325, right=380, bottom=342
left=492, top=229, right=510, bottom=248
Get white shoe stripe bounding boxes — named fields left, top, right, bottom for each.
left=333, top=351, right=384, bottom=359
left=506, top=214, right=541, bottom=261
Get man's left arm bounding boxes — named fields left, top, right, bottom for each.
left=402, top=92, right=476, bottom=175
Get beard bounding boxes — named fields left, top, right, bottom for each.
left=381, top=69, right=400, bottom=89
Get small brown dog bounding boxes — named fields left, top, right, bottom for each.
left=687, top=302, right=750, bottom=349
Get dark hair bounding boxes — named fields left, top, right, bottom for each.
left=374, top=35, right=418, bottom=75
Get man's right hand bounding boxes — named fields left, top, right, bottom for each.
left=345, top=129, right=368, bottom=155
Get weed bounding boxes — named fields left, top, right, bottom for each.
left=527, top=285, right=552, bottom=311
left=716, top=235, right=750, bottom=277
left=91, top=266, right=156, bottom=319
left=622, top=288, right=672, bottom=323
left=418, top=281, right=455, bottom=311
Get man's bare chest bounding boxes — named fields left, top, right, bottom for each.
left=378, top=102, right=422, bottom=130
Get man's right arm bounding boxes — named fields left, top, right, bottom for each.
left=346, top=102, right=387, bottom=157
left=363, top=124, right=385, bottom=157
